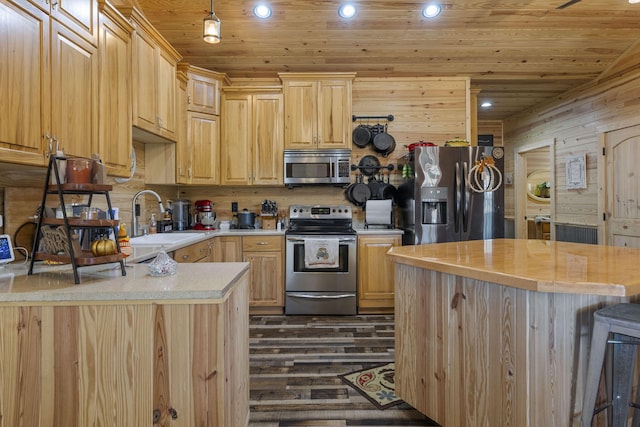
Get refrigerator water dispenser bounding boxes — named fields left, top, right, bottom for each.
left=420, top=187, right=448, bottom=224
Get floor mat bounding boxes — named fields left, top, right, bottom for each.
left=339, top=362, right=402, bottom=410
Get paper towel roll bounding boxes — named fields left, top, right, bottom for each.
left=365, top=199, right=393, bottom=225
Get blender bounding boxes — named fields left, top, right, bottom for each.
left=194, top=200, right=216, bottom=230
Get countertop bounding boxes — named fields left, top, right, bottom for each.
left=0, top=262, right=249, bottom=303
left=128, top=227, right=403, bottom=262
left=387, top=238, right=640, bottom=297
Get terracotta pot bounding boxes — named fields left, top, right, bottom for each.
left=66, top=158, right=94, bottom=184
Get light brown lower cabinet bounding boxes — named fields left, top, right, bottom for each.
left=242, top=235, right=284, bottom=314
left=212, top=235, right=243, bottom=262
left=173, top=238, right=212, bottom=262
left=0, top=273, right=250, bottom=426
left=357, top=234, right=402, bottom=313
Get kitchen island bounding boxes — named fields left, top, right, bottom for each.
left=387, top=239, right=640, bottom=427
left=0, top=262, right=250, bottom=426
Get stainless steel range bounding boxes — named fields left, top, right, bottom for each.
left=285, top=205, right=357, bottom=315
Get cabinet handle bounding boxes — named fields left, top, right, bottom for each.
left=257, top=242, right=269, bottom=245
left=187, top=95, right=192, bottom=105
left=182, top=255, right=189, bottom=260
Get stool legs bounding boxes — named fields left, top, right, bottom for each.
left=611, top=334, right=639, bottom=426
left=583, top=328, right=640, bottom=427
left=582, top=319, right=610, bottom=426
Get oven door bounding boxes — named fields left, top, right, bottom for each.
left=285, top=234, right=357, bottom=292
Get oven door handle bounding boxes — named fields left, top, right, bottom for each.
left=287, top=293, right=355, bottom=299
left=286, top=237, right=356, bottom=243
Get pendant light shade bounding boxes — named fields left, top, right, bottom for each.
left=203, top=0, right=220, bottom=44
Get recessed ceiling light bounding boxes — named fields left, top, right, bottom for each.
left=481, top=101, right=493, bottom=108
left=422, top=3, right=442, bottom=18
left=338, top=3, right=357, bottom=19
left=253, top=4, right=272, bottom=19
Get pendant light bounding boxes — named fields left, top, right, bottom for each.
left=203, top=0, right=221, bottom=44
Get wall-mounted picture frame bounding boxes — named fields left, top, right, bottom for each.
left=566, top=153, right=586, bottom=189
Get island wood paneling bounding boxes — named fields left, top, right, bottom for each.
left=394, top=263, right=635, bottom=426
left=0, top=274, right=249, bottom=427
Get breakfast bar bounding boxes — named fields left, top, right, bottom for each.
left=0, top=262, right=250, bottom=427
left=387, top=239, right=640, bottom=427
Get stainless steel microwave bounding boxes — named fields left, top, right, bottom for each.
left=283, top=149, right=351, bottom=186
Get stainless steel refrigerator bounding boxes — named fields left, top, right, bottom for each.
left=397, top=145, right=505, bottom=245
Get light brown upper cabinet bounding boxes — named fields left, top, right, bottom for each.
left=119, top=6, right=181, bottom=144
left=0, top=0, right=98, bottom=166
left=96, top=1, right=133, bottom=177
left=175, top=65, right=228, bottom=185
left=220, top=87, right=284, bottom=185
left=28, top=0, right=99, bottom=45
left=279, top=73, right=355, bottom=150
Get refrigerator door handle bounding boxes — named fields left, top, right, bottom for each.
left=462, top=161, right=469, bottom=233
left=454, top=161, right=460, bottom=233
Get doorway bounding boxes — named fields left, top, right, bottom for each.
left=514, top=140, right=555, bottom=239
left=601, top=125, right=640, bottom=247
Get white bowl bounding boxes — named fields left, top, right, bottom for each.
left=219, top=223, right=230, bottom=230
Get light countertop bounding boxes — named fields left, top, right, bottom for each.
left=387, top=238, right=640, bottom=297
left=0, top=262, right=249, bottom=303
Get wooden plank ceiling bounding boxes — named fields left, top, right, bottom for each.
left=120, top=0, right=640, bottom=121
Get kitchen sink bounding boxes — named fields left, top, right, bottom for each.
left=128, top=233, right=202, bottom=247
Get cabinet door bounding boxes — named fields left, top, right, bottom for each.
left=97, top=6, right=132, bottom=176
left=131, top=29, right=157, bottom=131
left=0, top=0, right=48, bottom=165
left=212, top=236, right=242, bottom=262
left=317, top=79, right=351, bottom=149
left=244, top=251, right=283, bottom=307
left=220, top=94, right=252, bottom=185
left=187, top=72, right=220, bottom=115
left=357, top=235, right=401, bottom=312
left=188, top=111, right=219, bottom=185
left=50, top=19, right=98, bottom=159
left=253, top=93, right=283, bottom=185
left=53, top=0, right=98, bottom=45
left=156, top=48, right=177, bottom=138
left=283, top=80, right=317, bottom=149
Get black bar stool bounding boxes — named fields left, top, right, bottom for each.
left=582, top=303, right=640, bottom=427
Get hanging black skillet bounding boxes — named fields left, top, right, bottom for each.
left=358, top=155, right=380, bottom=176
left=352, top=124, right=372, bottom=148
left=350, top=175, right=372, bottom=206
left=373, top=124, right=396, bottom=156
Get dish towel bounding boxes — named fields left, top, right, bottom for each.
left=304, top=238, right=339, bottom=269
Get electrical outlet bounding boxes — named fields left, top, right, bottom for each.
left=0, top=214, right=3, bottom=227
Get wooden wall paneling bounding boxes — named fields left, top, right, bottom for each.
left=505, top=66, right=640, bottom=231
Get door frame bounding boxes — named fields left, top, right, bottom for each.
left=514, top=139, right=556, bottom=239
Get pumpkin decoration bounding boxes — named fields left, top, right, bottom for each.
left=91, top=238, right=117, bottom=257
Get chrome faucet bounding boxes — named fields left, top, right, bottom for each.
left=131, top=190, right=165, bottom=237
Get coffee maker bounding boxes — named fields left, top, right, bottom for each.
left=194, top=200, right=216, bottom=230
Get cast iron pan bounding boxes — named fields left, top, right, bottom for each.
left=373, top=124, right=396, bottom=156
left=368, top=176, right=383, bottom=198
left=352, top=125, right=372, bottom=148
left=351, top=181, right=372, bottom=206
left=358, top=155, right=381, bottom=176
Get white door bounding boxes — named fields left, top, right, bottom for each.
left=604, top=125, right=640, bottom=247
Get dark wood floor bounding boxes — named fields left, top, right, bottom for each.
left=249, top=315, right=439, bottom=426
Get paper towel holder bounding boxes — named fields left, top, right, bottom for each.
left=364, top=199, right=395, bottom=229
